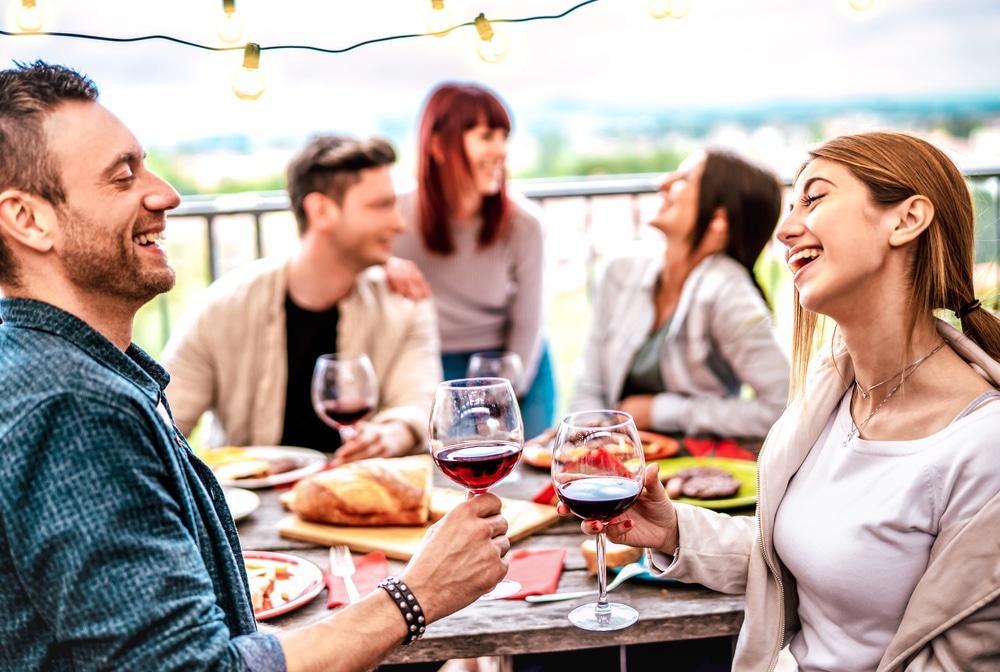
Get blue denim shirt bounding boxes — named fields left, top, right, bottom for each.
left=0, top=298, right=285, bottom=671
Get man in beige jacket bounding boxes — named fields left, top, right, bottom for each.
left=162, top=135, right=442, bottom=463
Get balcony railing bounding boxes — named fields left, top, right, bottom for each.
left=144, top=167, right=1000, bottom=363
left=169, top=167, right=1000, bottom=282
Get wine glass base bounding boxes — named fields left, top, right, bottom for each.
left=567, top=602, right=638, bottom=631
left=477, top=578, right=522, bottom=601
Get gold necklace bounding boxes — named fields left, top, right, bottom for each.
left=843, top=340, right=947, bottom=448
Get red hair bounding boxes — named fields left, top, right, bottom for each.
left=416, top=82, right=512, bottom=254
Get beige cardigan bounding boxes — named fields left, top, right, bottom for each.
left=161, top=256, right=443, bottom=450
left=651, top=320, right=1000, bottom=671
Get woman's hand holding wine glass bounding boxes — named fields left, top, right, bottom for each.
left=551, top=409, right=646, bottom=631
left=429, top=377, right=524, bottom=599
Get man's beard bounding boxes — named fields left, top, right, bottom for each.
left=57, top=205, right=176, bottom=305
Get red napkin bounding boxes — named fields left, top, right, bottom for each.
left=683, top=437, right=756, bottom=462
left=532, top=481, right=558, bottom=506
left=325, top=551, right=390, bottom=608
left=502, top=548, right=567, bottom=599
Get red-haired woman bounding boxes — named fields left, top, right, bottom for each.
left=390, top=82, right=556, bottom=438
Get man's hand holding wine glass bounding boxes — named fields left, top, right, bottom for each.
left=311, top=352, right=417, bottom=465
left=329, top=420, right=418, bottom=467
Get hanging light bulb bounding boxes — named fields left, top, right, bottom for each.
left=16, top=0, right=44, bottom=32
left=426, top=0, right=454, bottom=35
left=232, top=43, right=265, bottom=101
left=670, top=0, right=691, bottom=18
left=848, top=0, right=875, bottom=11
left=216, top=0, right=244, bottom=44
left=649, top=0, right=691, bottom=19
left=473, top=13, right=509, bottom=64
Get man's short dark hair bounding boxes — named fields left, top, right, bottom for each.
left=286, top=134, right=396, bottom=234
left=0, top=61, right=99, bottom=287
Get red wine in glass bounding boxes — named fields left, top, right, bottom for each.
left=430, top=377, right=524, bottom=599
left=311, top=353, right=378, bottom=445
left=432, top=440, right=522, bottom=494
left=550, top=409, right=645, bottom=631
left=555, top=477, right=642, bottom=520
left=320, top=400, right=374, bottom=427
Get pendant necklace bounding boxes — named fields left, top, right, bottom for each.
left=844, top=340, right=947, bottom=448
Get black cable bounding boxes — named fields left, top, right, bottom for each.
left=0, top=0, right=602, bottom=55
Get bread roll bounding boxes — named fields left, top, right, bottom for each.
left=290, top=455, right=432, bottom=526
left=581, top=538, right=643, bottom=575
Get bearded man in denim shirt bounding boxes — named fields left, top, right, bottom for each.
left=0, top=62, right=511, bottom=671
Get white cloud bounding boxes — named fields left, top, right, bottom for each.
left=3, top=0, right=999, bottom=149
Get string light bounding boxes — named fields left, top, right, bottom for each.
left=848, top=0, right=875, bottom=11
left=473, top=13, right=509, bottom=63
left=216, top=0, right=244, bottom=44
left=648, top=0, right=690, bottom=20
left=232, top=42, right=265, bottom=100
left=426, top=0, right=454, bottom=35
left=16, top=0, right=44, bottom=32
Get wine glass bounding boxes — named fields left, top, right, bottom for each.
left=311, top=353, right=378, bottom=445
left=551, top=409, right=646, bottom=631
left=467, top=351, right=526, bottom=483
left=467, top=351, right=524, bottom=394
left=429, top=377, right=524, bottom=599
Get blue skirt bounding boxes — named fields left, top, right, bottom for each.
left=441, top=343, right=557, bottom=439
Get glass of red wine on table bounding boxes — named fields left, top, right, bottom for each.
left=429, top=377, right=524, bottom=600
left=551, top=409, right=646, bottom=631
left=311, top=353, right=378, bottom=446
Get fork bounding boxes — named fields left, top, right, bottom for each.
left=329, top=545, right=361, bottom=604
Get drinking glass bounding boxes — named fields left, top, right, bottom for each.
left=429, top=377, right=524, bottom=599
left=466, top=351, right=526, bottom=483
left=311, top=353, right=378, bottom=444
left=466, top=351, right=524, bottom=394
left=551, top=409, right=646, bottom=630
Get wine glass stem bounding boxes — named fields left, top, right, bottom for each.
left=340, top=425, right=358, bottom=444
left=591, top=531, right=614, bottom=627
left=596, top=530, right=611, bottom=611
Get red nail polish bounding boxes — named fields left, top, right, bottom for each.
left=623, top=520, right=634, bottom=529
left=590, top=522, right=601, bottom=532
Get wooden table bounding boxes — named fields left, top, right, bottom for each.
left=235, top=461, right=748, bottom=666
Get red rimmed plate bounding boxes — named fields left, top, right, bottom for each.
left=521, top=429, right=680, bottom=469
left=244, top=550, right=325, bottom=620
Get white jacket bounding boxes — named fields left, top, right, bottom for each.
left=652, top=320, right=1000, bottom=671
left=571, top=247, right=790, bottom=439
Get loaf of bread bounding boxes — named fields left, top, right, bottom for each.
left=290, top=455, right=433, bottom=526
left=581, top=538, right=644, bottom=575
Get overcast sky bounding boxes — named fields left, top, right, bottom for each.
left=3, top=0, right=1000, bottom=150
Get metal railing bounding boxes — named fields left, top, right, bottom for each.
left=169, top=167, right=1000, bottom=284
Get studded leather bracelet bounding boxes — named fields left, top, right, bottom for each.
left=378, top=576, right=426, bottom=646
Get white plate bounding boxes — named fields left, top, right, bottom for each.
left=213, top=446, right=327, bottom=489
left=224, top=486, right=261, bottom=522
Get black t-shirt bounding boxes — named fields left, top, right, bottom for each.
left=280, top=294, right=343, bottom=453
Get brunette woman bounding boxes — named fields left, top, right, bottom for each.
left=571, top=148, right=790, bottom=442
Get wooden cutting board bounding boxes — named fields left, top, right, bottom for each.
left=277, top=488, right=561, bottom=561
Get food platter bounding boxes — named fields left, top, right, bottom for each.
left=243, top=550, right=326, bottom=620
left=223, top=486, right=261, bottom=522
left=203, top=445, right=328, bottom=489
left=654, top=456, right=757, bottom=510
left=521, top=429, right=680, bottom=469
